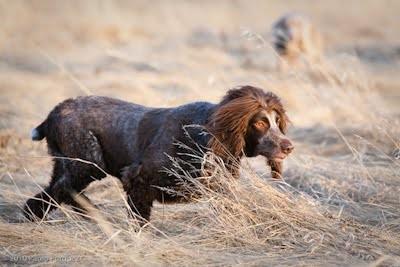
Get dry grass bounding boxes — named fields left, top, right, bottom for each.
left=1, top=1, right=400, bottom=266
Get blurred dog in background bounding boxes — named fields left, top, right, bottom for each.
left=271, top=13, right=324, bottom=70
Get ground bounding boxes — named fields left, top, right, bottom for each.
left=0, top=1, right=399, bottom=266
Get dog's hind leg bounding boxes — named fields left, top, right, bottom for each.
left=60, top=131, right=107, bottom=215
left=49, top=162, right=105, bottom=218
left=24, top=131, right=107, bottom=221
left=23, top=159, right=64, bottom=221
left=23, top=186, right=58, bottom=221
left=51, top=180, right=93, bottom=217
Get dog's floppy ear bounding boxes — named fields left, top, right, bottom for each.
left=208, top=86, right=265, bottom=160
left=208, top=98, right=253, bottom=159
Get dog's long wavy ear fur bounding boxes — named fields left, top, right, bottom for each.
left=207, top=86, right=263, bottom=161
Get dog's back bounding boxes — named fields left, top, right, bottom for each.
left=32, top=96, right=150, bottom=176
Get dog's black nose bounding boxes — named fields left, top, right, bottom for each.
left=281, top=139, right=294, bottom=154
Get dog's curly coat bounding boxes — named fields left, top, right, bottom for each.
left=24, top=86, right=293, bottom=222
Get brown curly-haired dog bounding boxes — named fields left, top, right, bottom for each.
left=24, top=86, right=293, bottom=223
left=271, top=13, right=323, bottom=70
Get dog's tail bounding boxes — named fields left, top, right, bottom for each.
left=31, top=119, right=48, bottom=141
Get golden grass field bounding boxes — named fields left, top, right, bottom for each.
left=1, top=1, right=399, bottom=266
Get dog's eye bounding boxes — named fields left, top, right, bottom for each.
left=254, top=121, right=267, bottom=130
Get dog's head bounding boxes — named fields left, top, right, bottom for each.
left=208, top=85, right=293, bottom=178
left=245, top=108, right=293, bottom=161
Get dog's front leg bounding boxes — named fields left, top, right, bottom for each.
left=121, top=163, right=154, bottom=225
left=268, top=160, right=283, bottom=179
